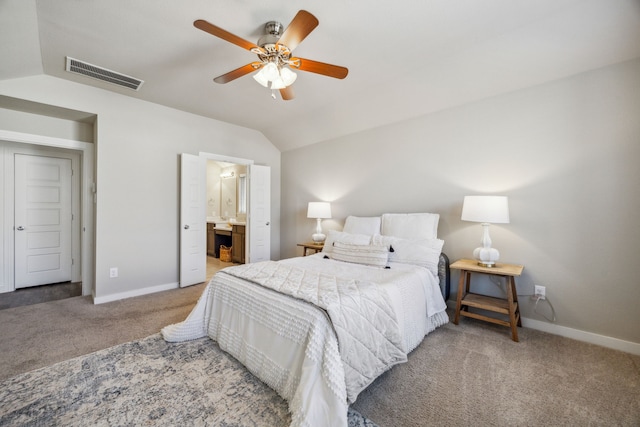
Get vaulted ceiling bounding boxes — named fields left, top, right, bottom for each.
left=2, top=0, right=640, bottom=151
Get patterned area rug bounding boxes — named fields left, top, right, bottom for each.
left=0, top=334, right=378, bottom=426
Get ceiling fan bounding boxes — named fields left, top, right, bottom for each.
left=194, top=10, right=348, bottom=100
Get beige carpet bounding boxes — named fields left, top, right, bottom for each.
left=0, top=282, right=206, bottom=380
left=351, top=318, right=640, bottom=426
left=1, top=281, right=638, bottom=426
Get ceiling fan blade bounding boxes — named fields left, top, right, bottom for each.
left=277, top=10, right=319, bottom=51
left=194, top=19, right=262, bottom=52
left=213, top=62, right=262, bottom=84
left=280, top=86, right=295, bottom=101
left=290, top=58, right=348, bottom=79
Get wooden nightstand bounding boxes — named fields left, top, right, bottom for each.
left=297, top=242, right=324, bottom=256
left=451, top=259, right=524, bottom=342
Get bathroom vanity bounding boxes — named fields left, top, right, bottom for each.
left=207, top=220, right=245, bottom=263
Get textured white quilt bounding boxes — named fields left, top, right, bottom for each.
left=162, top=254, right=448, bottom=427
left=223, top=260, right=408, bottom=402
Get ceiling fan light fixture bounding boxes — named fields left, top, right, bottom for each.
left=280, top=67, right=297, bottom=86
left=261, top=62, right=279, bottom=81
left=253, top=70, right=270, bottom=87
left=270, top=75, right=286, bottom=90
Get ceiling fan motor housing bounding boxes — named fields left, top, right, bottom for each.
left=257, top=21, right=283, bottom=47
left=256, top=21, right=292, bottom=65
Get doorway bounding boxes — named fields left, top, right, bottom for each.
left=0, top=133, right=95, bottom=298
left=206, top=160, right=247, bottom=261
left=179, top=152, right=271, bottom=287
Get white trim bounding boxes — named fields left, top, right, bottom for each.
left=522, top=317, right=640, bottom=356
left=0, top=129, right=90, bottom=151
left=198, top=152, right=254, bottom=165
left=93, top=282, right=179, bottom=304
left=445, top=300, right=640, bottom=355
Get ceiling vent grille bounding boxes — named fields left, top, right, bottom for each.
left=65, top=57, right=144, bottom=91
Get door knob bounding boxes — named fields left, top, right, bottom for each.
left=184, top=224, right=190, bottom=230
left=16, top=226, right=25, bottom=231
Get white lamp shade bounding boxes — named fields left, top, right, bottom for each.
left=253, top=70, right=269, bottom=87
left=279, top=67, right=297, bottom=86
left=262, top=62, right=279, bottom=81
left=270, top=75, right=286, bottom=90
left=461, top=196, right=510, bottom=224
left=307, top=202, right=332, bottom=219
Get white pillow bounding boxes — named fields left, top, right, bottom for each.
left=322, top=230, right=372, bottom=254
left=373, top=234, right=443, bottom=276
left=343, top=216, right=381, bottom=235
left=331, top=242, right=389, bottom=268
left=381, top=213, right=440, bottom=239
left=371, top=234, right=394, bottom=249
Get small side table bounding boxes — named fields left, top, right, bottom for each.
left=297, top=242, right=324, bottom=256
left=451, top=259, right=524, bottom=342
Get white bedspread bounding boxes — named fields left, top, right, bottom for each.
left=162, top=254, right=448, bottom=427
left=223, top=260, right=408, bottom=402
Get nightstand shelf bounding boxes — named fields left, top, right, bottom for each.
left=457, top=293, right=515, bottom=328
left=297, top=242, right=324, bottom=256
left=452, top=259, right=524, bottom=342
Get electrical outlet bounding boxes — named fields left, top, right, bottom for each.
left=534, top=285, right=546, bottom=299
left=109, top=267, right=118, bottom=278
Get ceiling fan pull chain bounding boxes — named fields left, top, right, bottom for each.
left=271, top=90, right=277, bottom=100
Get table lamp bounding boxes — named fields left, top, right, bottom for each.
left=307, top=202, right=332, bottom=243
left=461, top=195, right=510, bottom=267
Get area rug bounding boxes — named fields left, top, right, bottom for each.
left=0, top=334, right=378, bottom=426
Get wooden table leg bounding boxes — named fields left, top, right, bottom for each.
left=510, top=277, right=522, bottom=327
left=506, top=276, right=519, bottom=342
left=453, top=269, right=466, bottom=324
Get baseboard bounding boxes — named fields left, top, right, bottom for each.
left=521, top=317, right=640, bottom=356
left=445, top=300, right=640, bottom=356
left=93, top=282, right=179, bottom=305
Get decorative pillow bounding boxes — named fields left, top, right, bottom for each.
left=322, top=230, right=372, bottom=254
left=389, top=237, right=444, bottom=276
left=331, top=241, right=389, bottom=268
left=371, top=234, right=394, bottom=249
left=343, top=216, right=382, bottom=235
left=381, top=213, right=440, bottom=239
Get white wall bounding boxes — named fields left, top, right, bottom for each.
left=282, top=58, right=640, bottom=348
left=0, top=75, right=281, bottom=300
left=0, top=107, right=94, bottom=142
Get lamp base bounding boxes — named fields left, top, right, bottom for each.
left=312, top=233, right=326, bottom=243
left=473, top=246, right=500, bottom=268
left=476, top=261, right=497, bottom=268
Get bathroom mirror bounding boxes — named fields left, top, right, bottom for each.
left=206, top=160, right=247, bottom=220
left=220, top=169, right=236, bottom=219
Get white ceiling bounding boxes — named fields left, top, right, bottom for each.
left=2, top=0, right=640, bottom=151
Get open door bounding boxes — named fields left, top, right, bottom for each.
left=248, top=164, right=271, bottom=263
left=179, top=153, right=206, bottom=287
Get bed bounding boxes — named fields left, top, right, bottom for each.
left=162, top=213, right=451, bottom=427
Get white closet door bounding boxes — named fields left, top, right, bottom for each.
left=14, top=154, right=72, bottom=288
left=179, top=153, right=206, bottom=287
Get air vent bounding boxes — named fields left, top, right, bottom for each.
left=65, top=57, right=144, bottom=91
